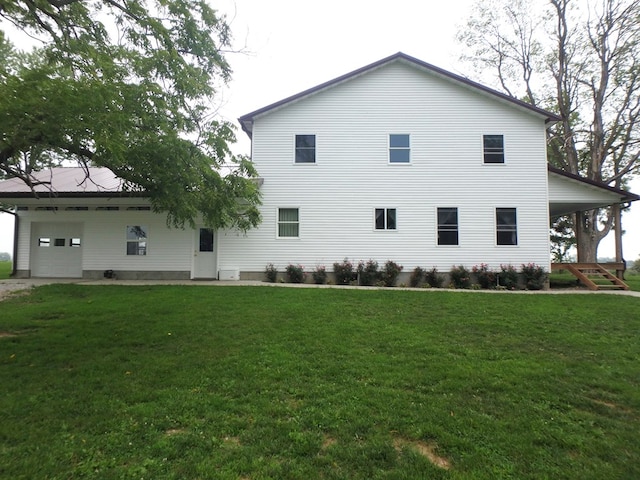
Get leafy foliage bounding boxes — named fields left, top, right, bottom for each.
left=357, top=259, right=380, bottom=286
left=459, top=0, right=640, bottom=260
left=0, top=1, right=261, bottom=230
left=311, top=265, right=327, bottom=285
left=333, top=259, right=355, bottom=285
left=381, top=260, right=403, bottom=287
left=285, top=264, right=306, bottom=284
left=472, top=263, right=497, bottom=289
left=264, top=263, right=278, bottom=283
left=449, top=265, right=471, bottom=289
left=521, top=263, right=548, bottom=290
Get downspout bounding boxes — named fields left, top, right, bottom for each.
left=1, top=207, right=18, bottom=277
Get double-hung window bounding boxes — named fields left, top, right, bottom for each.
left=496, top=208, right=517, bottom=245
left=437, top=207, right=459, bottom=245
left=295, top=135, right=316, bottom=163
left=126, top=225, right=148, bottom=255
left=483, top=135, right=505, bottom=164
left=375, top=208, right=397, bottom=230
left=278, top=208, right=299, bottom=237
left=389, top=134, right=410, bottom=163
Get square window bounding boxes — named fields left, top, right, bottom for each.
left=70, top=238, right=81, bottom=248
left=389, top=134, right=410, bottom=163
left=126, top=225, right=148, bottom=255
left=278, top=208, right=299, bottom=237
left=496, top=208, right=517, bottom=245
left=375, top=208, right=397, bottom=230
left=54, top=238, right=65, bottom=247
left=38, top=237, right=51, bottom=247
left=295, top=135, right=316, bottom=163
left=483, top=135, right=505, bottom=163
left=437, top=208, right=459, bottom=245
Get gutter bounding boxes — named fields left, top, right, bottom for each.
left=0, top=207, right=17, bottom=277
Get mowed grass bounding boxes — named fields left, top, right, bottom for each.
left=0, top=260, right=11, bottom=279
left=0, top=285, right=639, bottom=479
left=550, top=271, right=640, bottom=291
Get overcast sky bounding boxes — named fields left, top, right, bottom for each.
left=0, top=0, right=638, bottom=260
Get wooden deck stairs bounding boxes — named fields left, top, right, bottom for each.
left=552, top=263, right=629, bottom=291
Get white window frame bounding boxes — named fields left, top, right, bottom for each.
left=374, top=208, right=397, bottom=231
left=483, top=134, right=505, bottom=164
left=389, top=134, right=411, bottom=164
left=495, top=207, right=518, bottom=246
left=126, top=225, right=148, bottom=256
left=277, top=207, right=300, bottom=238
left=294, top=134, right=316, bottom=164
left=436, top=207, right=459, bottom=246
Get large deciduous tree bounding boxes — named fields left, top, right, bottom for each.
left=458, top=0, right=639, bottom=261
left=0, top=0, right=261, bottom=230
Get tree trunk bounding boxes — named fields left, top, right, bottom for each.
left=575, top=209, right=611, bottom=262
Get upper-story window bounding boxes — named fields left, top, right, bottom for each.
left=496, top=208, right=517, bottom=245
left=295, top=134, right=316, bottom=163
left=483, top=135, right=505, bottom=164
left=389, top=134, right=410, bottom=163
left=375, top=208, right=397, bottom=230
left=437, top=207, right=459, bottom=245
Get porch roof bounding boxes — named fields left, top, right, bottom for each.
left=548, top=166, right=640, bottom=217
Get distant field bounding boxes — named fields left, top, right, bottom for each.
left=1, top=285, right=638, bottom=479
left=0, top=260, right=11, bottom=279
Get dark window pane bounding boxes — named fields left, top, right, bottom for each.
left=437, top=208, right=459, bottom=245
left=54, top=238, right=65, bottom=247
left=496, top=208, right=517, bottom=245
left=438, top=231, right=459, bottom=245
left=127, top=225, right=147, bottom=241
left=389, top=134, right=410, bottom=148
left=386, top=209, right=397, bottom=229
left=375, top=209, right=385, bottom=229
left=199, top=228, right=214, bottom=252
left=483, top=134, right=504, bottom=163
left=295, top=135, right=316, bottom=163
left=389, top=149, right=410, bottom=163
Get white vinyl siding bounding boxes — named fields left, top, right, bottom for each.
left=219, top=61, right=551, bottom=272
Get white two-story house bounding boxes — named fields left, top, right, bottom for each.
left=1, top=53, right=637, bottom=280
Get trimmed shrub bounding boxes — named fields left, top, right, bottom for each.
left=312, top=265, right=328, bottom=285
left=425, top=267, right=444, bottom=288
left=285, top=264, right=306, bottom=283
left=498, top=264, right=519, bottom=290
left=521, top=263, right=548, bottom=290
left=333, top=258, right=355, bottom=285
left=409, top=267, right=425, bottom=288
left=449, top=265, right=471, bottom=289
left=357, top=259, right=380, bottom=286
left=381, top=260, right=403, bottom=287
left=472, top=263, right=497, bottom=289
left=264, top=263, right=278, bottom=283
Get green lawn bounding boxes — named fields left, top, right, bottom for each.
left=1, top=285, right=639, bottom=479
left=0, top=260, right=11, bottom=279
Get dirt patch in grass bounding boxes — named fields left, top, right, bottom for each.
left=321, top=435, right=337, bottom=451
left=164, top=428, right=187, bottom=437
left=223, top=436, right=241, bottom=447
left=393, top=437, right=451, bottom=470
left=0, top=332, right=17, bottom=338
left=589, top=398, right=634, bottom=415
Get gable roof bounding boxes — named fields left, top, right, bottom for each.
left=0, top=167, right=142, bottom=198
left=238, top=52, right=562, bottom=137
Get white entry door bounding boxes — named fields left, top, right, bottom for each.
left=30, top=222, right=83, bottom=278
left=191, top=227, right=217, bottom=279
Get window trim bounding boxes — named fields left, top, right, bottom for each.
left=496, top=207, right=518, bottom=246
left=277, top=207, right=300, bottom=239
left=374, top=208, right=397, bottom=231
left=437, top=207, right=459, bottom=246
left=126, top=225, right=148, bottom=256
left=483, top=134, right=505, bottom=164
left=294, top=134, right=316, bottom=164
left=389, top=134, right=411, bottom=164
